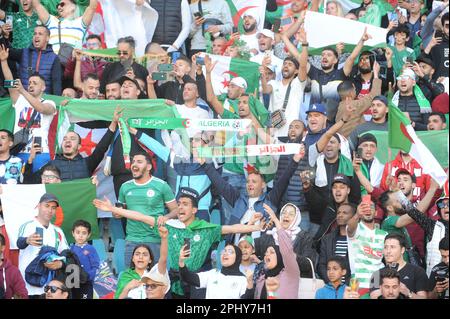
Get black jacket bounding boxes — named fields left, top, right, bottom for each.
left=254, top=231, right=318, bottom=278
left=150, top=0, right=183, bottom=46
left=155, top=74, right=207, bottom=104
left=318, top=228, right=351, bottom=283
left=100, top=61, right=148, bottom=94
left=417, top=76, right=445, bottom=102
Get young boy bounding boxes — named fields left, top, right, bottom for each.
left=389, top=24, right=416, bottom=76
left=238, top=235, right=260, bottom=274
left=315, top=256, right=348, bottom=299
left=70, top=220, right=100, bottom=299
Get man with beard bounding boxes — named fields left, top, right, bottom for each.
left=22, top=109, right=120, bottom=182
left=346, top=197, right=388, bottom=295
left=79, top=73, right=100, bottom=100
left=369, top=234, right=428, bottom=299
left=251, top=29, right=283, bottom=80
left=239, top=12, right=260, bottom=52
left=427, top=112, right=447, bottom=131
left=425, top=13, right=449, bottom=80
left=299, top=27, right=372, bottom=122
left=105, top=80, right=121, bottom=100
left=348, top=95, right=388, bottom=151
left=116, top=152, right=179, bottom=264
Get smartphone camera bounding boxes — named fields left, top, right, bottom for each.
left=356, top=147, right=363, bottom=159
left=196, top=56, right=205, bottom=65
left=34, top=136, right=42, bottom=154
left=183, top=238, right=191, bottom=256
left=4, top=79, right=18, bottom=88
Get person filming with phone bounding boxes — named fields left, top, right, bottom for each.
left=428, top=237, right=449, bottom=299
left=16, top=193, right=69, bottom=298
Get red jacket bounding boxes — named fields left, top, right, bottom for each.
left=64, top=56, right=108, bottom=81
left=0, top=259, right=28, bottom=299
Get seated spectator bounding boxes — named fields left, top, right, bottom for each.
left=44, top=278, right=70, bottom=299
left=0, top=129, right=23, bottom=184
left=377, top=268, right=409, bottom=299
left=0, top=233, right=28, bottom=299
left=315, top=256, right=347, bottom=299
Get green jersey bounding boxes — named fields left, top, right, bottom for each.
left=6, top=11, right=39, bottom=49
left=165, top=219, right=222, bottom=296
left=118, top=177, right=176, bottom=243
left=389, top=45, right=416, bottom=77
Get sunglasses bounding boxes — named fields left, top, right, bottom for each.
left=56, top=2, right=65, bottom=9
left=437, top=201, right=449, bottom=209
left=144, top=283, right=164, bottom=290
left=117, top=50, right=129, bottom=56
left=44, top=285, right=65, bottom=293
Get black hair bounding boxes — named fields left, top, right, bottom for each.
left=41, top=164, right=61, bottom=178
left=179, top=193, right=199, bottom=208
left=397, top=170, right=417, bottom=183
left=72, top=219, right=92, bottom=234
left=380, top=268, right=400, bottom=284
left=283, top=56, right=300, bottom=69
left=394, top=23, right=410, bottom=37
left=337, top=80, right=355, bottom=99
left=106, top=79, right=121, bottom=86
left=84, top=73, right=99, bottom=82
left=442, top=12, right=449, bottom=27
left=66, top=130, right=82, bottom=145
left=29, top=72, right=46, bottom=83
left=429, top=112, right=446, bottom=123
left=132, top=152, right=152, bottom=165
left=327, top=255, right=348, bottom=270
left=86, top=34, right=102, bottom=43
left=0, top=233, right=5, bottom=246
left=379, top=190, right=394, bottom=214
left=337, top=202, right=356, bottom=215
left=0, top=129, right=14, bottom=141
left=117, top=36, right=136, bottom=49
left=322, top=46, right=339, bottom=59
left=177, top=55, right=192, bottom=67
left=130, top=244, right=155, bottom=271
left=384, top=233, right=407, bottom=248
left=34, top=24, right=50, bottom=36
left=439, top=236, right=449, bottom=251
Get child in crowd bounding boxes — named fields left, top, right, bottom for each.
left=70, top=220, right=100, bottom=299
left=315, top=256, right=348, bottom=299
left=238, top=235, right=260, bottom=274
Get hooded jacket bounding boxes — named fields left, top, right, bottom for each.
left=315, top=282, right=346, bottom=299
left=0, top=259, right=28, bottom=299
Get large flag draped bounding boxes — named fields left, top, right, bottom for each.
left=99, top=0, right=158, bottom=56
left=388, top=105, right=448, bottom=186
left=304, top=11, right=387, bottom=55
left=0, top=178, right=99, bottom=248
left=225, top=0, right=266, bottom=32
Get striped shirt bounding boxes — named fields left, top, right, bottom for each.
left=334, top=235, right=348, bottom=257
left=45, top=15, right=86, bottom=54
left=347, top=223, right=387, bottom=289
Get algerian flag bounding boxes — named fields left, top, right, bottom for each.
left=0, top=178, right=99, bottom=249
left=388, top=105, right=447, bottom=187
left=203, top=53, right=261, bottom=96
left=304, top=11, right=387, bottom=55
left=225, top=0, right=266, bottom=32
left=0, top=98, right=15, bottom=132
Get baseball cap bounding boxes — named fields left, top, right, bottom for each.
left=395, top=168, right=413, bottom=179
left=178, top=187, right=200, bottom=207
left=332, top=174, right=351, bottom=187
left=357, top=133, right=378, bottom=147
left=243, top=10, right=260, bottom=25
left=372, top=95, right=388, bottom=106
left=238, top=235, right=255, bottom=248
left=306, top=104, right=327, bottom=116
left=119, top=75, right=140, bottom=89
left=257, top=29, right=274, bottom=40
left=39, top=193, right=60, bottom=206
left=141, top=266, right=171, bottom=294
left=415, top=54, right=435, bottom=69
left=396, top=68, right=416, bottom=81
left=230, top=77, right=247, bottom=89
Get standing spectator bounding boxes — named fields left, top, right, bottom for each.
left=7, top=26, right=62, bottom=95
left=389, top=24, right=416, bottom=76
left=315, top=256, right=348, bottom=299
left=428, top=237, right=449, bottom=299
left=317, top=203, right=355, bottom=284
left=0, top=129, right=23, bottom=184
left=250, top=29, right=283, bottom=80
left=189, top=0, right=233, bottom=54
left=376, top=268, right=409, bottom=299
left=150, top=0, right=191, bottom=53
left=413, top=55, right=445, bottom=102
left=238, top=12, right=260, bottom=52
left=100, top=37, right=148, bottom=94
left=369, top=234, right=428, bottom=299
left=0, top=233, right=28, bottom=299
left=43, top=279, right=70, bottom=299
left=16, top=193, right=69, bottom=298
left=32, top=0, right=98, bottom=54
left=105, top=80, right=121, bottom=100
left=346, top=200, right=388, bottom=296
left=69, top=220, right=100, bottom=299
left=424, top=13, right=449, bottom=80
left=238, top=236, right=258, bottom=274
left=0, top=0, right=39, bottom=49
left=427, top=112, right=447, bottom=131
left=405, top=0, right=423, bottom=49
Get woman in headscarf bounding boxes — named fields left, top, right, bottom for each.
left=178, top=243, right=248, bottom=299
left=254, top=203, right=318, bottom=278
left=246, top=204, right=300, bottom=299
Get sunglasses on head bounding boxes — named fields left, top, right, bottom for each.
left=44, top=285, right=65, bottom=293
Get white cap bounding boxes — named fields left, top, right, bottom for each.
left=257, top=29, right=274, bottom=41
left=230, top=77, right=248, bottom=89
left=265, top=64, right=276, bottom=73
left=141, top=265, right=171, bottom=294
left=243, top=10, right=260, bottom=25
left=397, top=68, right=416, bottom=81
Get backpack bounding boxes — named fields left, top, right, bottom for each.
left=61, top=249, right=90, bottom=285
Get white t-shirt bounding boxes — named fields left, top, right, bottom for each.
left=18, top=219, right=69, bottom=296
left=175, top=103, right=212, bottom=138
left=240, top=33, right=259, bottom=52
left=13, top=95, right=56, bottom=154
left=268, top=77, right=306, bottom=137
left=234, top=197, right=260, bottom=245
left=250, top=51, right=284, bottom=80
left=197, top=269, right=248, bottom=299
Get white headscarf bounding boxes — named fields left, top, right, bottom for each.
left=266, top=203, right=301, bottom=245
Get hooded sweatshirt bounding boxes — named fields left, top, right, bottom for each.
left=0, top=258, right=28, bottom=299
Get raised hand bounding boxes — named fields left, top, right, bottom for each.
left=0, top=45, right=9, bottom=61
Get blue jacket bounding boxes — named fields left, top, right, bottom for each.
left=70, top=244, right=100, bottom=282
left=315, top=283, right=346, bottom=299
left=16, top=44, right=62, bottom=95
left=203, top=158, right=299, bottom=226
left=24, top=246, right=61, bottom=288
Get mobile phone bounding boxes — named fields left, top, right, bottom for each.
left=4, top=79, right=17, bottom=88
left=183, top=238, right=191, bottom=256
left=196, top=56, right=205, bottom=65
left=406, top=56, right=415, bottom=64
left=232, top=26, right=239, bottom=34
left=35, top=227, right=44, bottom=243
left=171, top=51, right=181, bottom=64
left=34, top=136, right=42, bottom=154
left=435, top=275, right=447, bottom=283
left=435, top=30, right=444, bottom=39
left=5, top=15, right=13, bottom=25
left=158, top=63, right=174, bottom=72
left=362, top=194, right=372, bottom=204
left=390, top=12, right=398, bottom=22
left=356, top=147, right=363, bottom=159
left=194, top=11, right=203, bottom=19
left=280, top=17, right=293, bottom=27
left=273, top=18, right=281, bottom=33
left=151, top=72, right=168, bottom=81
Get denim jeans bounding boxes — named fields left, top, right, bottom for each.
left=124, top=241, right=161, bottom=267
left=221, top=172, right=247, bottom=225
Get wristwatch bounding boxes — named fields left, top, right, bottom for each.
left=301, top=42, right=309, bottom=47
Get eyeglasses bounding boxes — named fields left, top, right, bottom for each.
left=44, top=285, right=65, bottom=293
left=42, top=174, right=60, bottom=180
left=221, top=248, right=235, bottom=255
left=56, top=2, right=65, bottom=9
left=437, top=201, right=449, bottom=209
left=117, top=50, right=129, bottom=56
left=144, top=283, right=164, bottom=290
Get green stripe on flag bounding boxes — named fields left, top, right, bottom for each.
left=0, top=98, right=15, bottom=132
left=388, top=104, right=414, bottom=152
left=46, top=178, right=99, bottom=244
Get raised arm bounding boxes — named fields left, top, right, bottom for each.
left=0, top=44, right=19, bottom=103
left=221, top=220, right=264, bottom=235
left=343, top=27, right=372, bottom=77
left=347, top=202, right=368, bottom=238
left=128, top=126, right=171, bottom=163
left=158, top=226, right=169, bottom=277
left=15, top=80, right=56, bottom=115
left=204, top=55, right=224, bottom=116
left=93, top=198, right=156, bottom=227
left=73, top=50, right=83, bottom=91
left=31, top=0, right=50, bottom=25
left=82, top=0, right=98, bottom=27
